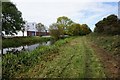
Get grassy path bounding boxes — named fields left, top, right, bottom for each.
left=17, top=37, right=106, bottom=78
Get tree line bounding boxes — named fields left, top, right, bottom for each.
left=2, top=2, right=92, bottom=38
left=2, top=2, right=119, bottom=39
left=49, top=16, right=91, bottom=40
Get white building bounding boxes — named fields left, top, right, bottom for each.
left=26, top=22, right=48, bottom=36
left=2, top=22, right=37, bottom=37
left=2, top=22, right=49, bottom=37
left=26, top=22, right=38, bottom=36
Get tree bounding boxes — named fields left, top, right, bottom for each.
left=49, top=16, right=91, bottom=39
left=36, top=23, right=46, bottom=36
left=21, top=25, right=25, bottom=37
left=94, top=14, right=120, bottom=35
left=49, top=23, right=63, bottom=40
left=57, top=16, right=73, bottom=27
left=68, top=23, right=81, bottom=36
left=67, top=23, right=91, bottom=36
left=106, top=14, right=118, bottom=25
left=94, top=20, right=105, bottom=33
left=80, top=24, right=92, bottom=35
left=57, top=16, right=73, bottom=36
left=2, top=2, right=25, bottom=35
left=36, top=23, right=45, bottom=32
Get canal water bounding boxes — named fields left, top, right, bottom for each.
left=1, top=41, right=53, bottom=54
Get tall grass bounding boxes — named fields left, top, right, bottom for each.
left=87, top=33, right=120, bottom=56
left=2, top=37, right=74, bottom=78
left=2, top=36, right=52, bottom=48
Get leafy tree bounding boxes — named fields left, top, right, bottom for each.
left=68, top=23, right=91, bottom=36
left=94, top=21, right=104, bottom=33
left=49, top=16, right=74, bottom=39
left=106, top=14, right=118, bottom=25
left=57, top=16, right=73, bottom=27
left=94, top=14, right=120, bottom=35
left=21, top=21, right=27, bottom=37
left=68, top=23, right=80, bottom=36
left=36, top=23, right=45, bottom=32
left=2, top=2, right=25, bottom=35
left=36, top=23, right=46, bottom=36
left=49, top=23, right=63, bottom=40
left=80, top=24, right=92, bottom=35
left=57, top=16, right=73, bottom=36
left=49, top=16, right=92, bottom=39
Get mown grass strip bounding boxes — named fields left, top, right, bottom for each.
left=84, top=37, right=106, bottom=78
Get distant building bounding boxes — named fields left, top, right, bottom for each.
left=2, top=22, right=49, bottom=37
left=26, top=22, right=49, bottom=36
left=26, top=22, right=37, bottom=36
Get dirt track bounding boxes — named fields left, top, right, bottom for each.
left=90, top=42, right=120, bottom=78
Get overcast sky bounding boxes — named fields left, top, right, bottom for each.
left=10, top=0, right=119, bottom=31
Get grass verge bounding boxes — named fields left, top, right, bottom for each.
left=87, top=33, right=120, bottom=57
left=2, top=37, right=74, bottom=78
left=13, top=37, right=106, bottom=78
left=2, top=36, right=52, bottom=48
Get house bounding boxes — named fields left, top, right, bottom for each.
left=26, top=22, right=49, bottom=36
left=2, top=22, right=49, bottom=37
left=26, top=22, right=37, bottom=36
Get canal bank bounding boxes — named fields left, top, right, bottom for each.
left=2, top=37, right=73, bottom=78
left=2, top=36, right=52, bottom=48
left=1, top=41, right=53, bottom=54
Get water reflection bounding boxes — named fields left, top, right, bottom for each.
left=1, top=41, right=52, bottom=54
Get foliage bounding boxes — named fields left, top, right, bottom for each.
left=57, top=16, right=74, bottom=36
left=67, top=23, right=92, bottom=36
left=80, top=24, right=92, bottom=35
left=68, top=23, right=80, bottom=36
left=36, top=22, right=46, bottom=32
left=49, top=16, right=92, bottom=38
left=94, top=14, right=120, bottom=35
left=2, top=2, right=25, bottom=35
left=57, top=16, right=73, bottom=29
left=49, top=23, right=63, bottom=40
left=2, top=37, right=73, bottom=78
left=49, top=16, right=74, bottom=40
left=2, top=37, right=52, bottom=48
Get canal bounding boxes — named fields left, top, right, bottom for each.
left=1, top=41, right=53, bottom=54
